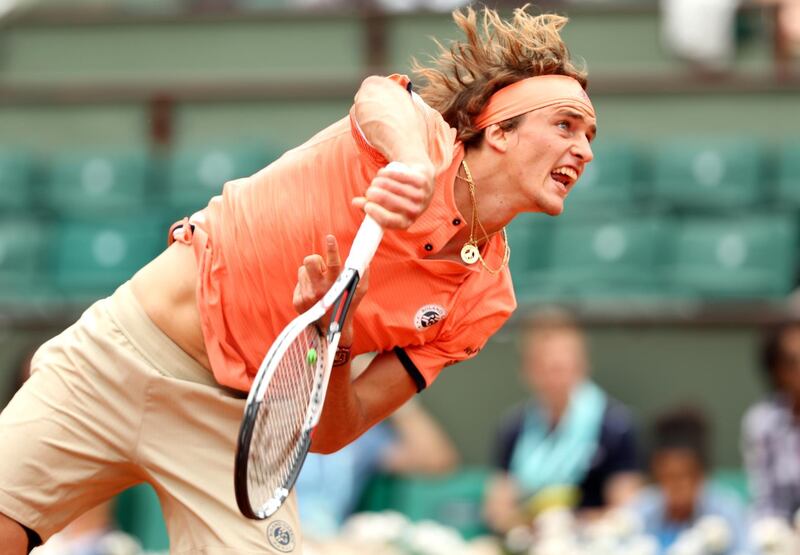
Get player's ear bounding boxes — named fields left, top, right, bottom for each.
left=483, top=123, right=509, bottom=154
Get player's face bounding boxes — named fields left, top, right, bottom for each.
left=502, top=105, right=596, bottom=216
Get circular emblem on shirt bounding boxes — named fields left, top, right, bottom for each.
left=414, top=304, right=448, bottom=330
left=266, top=520, right=296, bottom=552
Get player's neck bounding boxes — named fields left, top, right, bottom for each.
left=456, top=150, right=517, bottom=239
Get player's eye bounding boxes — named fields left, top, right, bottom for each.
left=557, top=120, right=571, bottom=131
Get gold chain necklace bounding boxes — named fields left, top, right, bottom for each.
left=455, top=159, right=510, bottom=275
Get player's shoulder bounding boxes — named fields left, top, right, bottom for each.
left=290, top=115, right=353, bottom=154
left=409, top=87, right=456, bottom=137
left=401, top=78, right=459, bottom=170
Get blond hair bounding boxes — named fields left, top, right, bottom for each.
left=413, top=5, right=587, bottom=147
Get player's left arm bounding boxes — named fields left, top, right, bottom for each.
left=292, top=233, right=421, bottom=454
left=310, top=350, right=418, bottom=454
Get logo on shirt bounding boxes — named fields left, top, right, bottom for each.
left=266, top=520, right=296, bottom=552
left=414, top=304, right=447, bottom=330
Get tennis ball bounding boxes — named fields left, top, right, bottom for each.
left=306, top=348, right=318, bottom=365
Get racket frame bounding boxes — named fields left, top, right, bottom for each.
left=234, top=264, right=364, bottom=521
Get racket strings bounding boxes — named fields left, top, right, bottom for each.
left=247, top=325, right=326, bottom=515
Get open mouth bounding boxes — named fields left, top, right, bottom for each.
left=550, top=166, right=578, bottom=193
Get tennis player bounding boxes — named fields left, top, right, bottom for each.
left=0, top=6, right=595, bottom=554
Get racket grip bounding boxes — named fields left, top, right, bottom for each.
left=345, top=161, right=416, bottom=274
left=345, top=215, right=384, bottom=276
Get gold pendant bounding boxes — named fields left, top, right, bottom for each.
left=460, top=243, right=480, bottom=264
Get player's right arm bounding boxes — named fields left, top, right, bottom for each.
left=351, top=76, right=436, bottom=230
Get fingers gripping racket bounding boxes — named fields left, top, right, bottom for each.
left=234, top=162, right=410, bottom=520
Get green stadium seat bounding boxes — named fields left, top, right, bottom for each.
left=0, top=218, right=51, bottom=301
left=506, top=214, right=562, bottom=302
left=776, top=139, right=800, bottom=207
left=0, top=149, right=37, bottom=212
left=166, top=143, right=277, bottom=219
left=357, top=468, right=492, bottom=540
left=46, top=149, right=151, bottom=217
left=567, top=139, right=640, bottom=212
left=668, top=215, right=797, bottom=298
left=652, top=138, right=765, bottom=210
left=542, top=216, right=670, bottom=298
left=506, top=214, right=556, bottom=277
left=52, top=215, right=165, bottom=298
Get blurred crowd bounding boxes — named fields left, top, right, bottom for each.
left=300, top=309, right=800, bottom=555
left=663, top=0, right=800, bottom=70
left=6, top=308, right=800, bottom=555
left=1, top=0, right=800, bottom=63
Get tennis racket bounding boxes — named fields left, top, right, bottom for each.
left=234, top=161, right=412, bottom=520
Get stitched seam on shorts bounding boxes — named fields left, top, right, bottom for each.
left=99, top=309, right=149, bottom=466
left=129, top=373, right=152, bottom=467
left=103, top=302, right=171, bottom=381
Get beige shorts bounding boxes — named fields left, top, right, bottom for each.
left=0, top=282, right=302, bottom=554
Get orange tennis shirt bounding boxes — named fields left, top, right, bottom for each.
left=174, top=75, right=517, bottom=392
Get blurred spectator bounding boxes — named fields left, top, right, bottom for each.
left=5, top=343, right=145, bottom=555
left=483, top=308, right=642, bottom=534
left=759, top=0, right=800, bottom=56
left=741, top=319, right=800, bottom=522
left=661, top=0, right=741, bottom=71
left=631, top=406, right=747, bottom=554
left=295, top=353, right=459, bottom=540
left=0, top=0, right=32, bottom=20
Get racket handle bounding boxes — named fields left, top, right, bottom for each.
left=345, top=215, right=383, bottom=276
left=345, top=161, right=421, bottom=274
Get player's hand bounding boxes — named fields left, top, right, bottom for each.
left=352, top=161, right=435, bottom=230
left=292, top=235, right=369, bottom=332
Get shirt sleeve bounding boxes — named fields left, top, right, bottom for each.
left=348, top=74, right=456, bottom=175
left=402, top=276, right=515, bottom=387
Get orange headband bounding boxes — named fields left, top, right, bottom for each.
left=474, top=75, right=595, bottom=130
